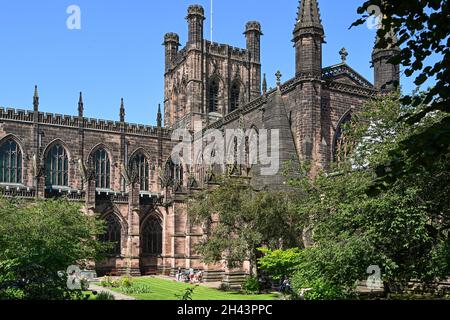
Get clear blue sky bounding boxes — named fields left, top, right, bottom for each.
left=0, top=0, right=433, bottom=126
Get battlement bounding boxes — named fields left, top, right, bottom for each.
left=0, top=108, right=35, bottom=122
left=0, top=107, right=172, bottom=138
left=205, top=40, right=249, bottom=59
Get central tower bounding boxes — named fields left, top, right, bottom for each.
left=163, top=4, right=262, bottom=130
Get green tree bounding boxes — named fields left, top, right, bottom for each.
left=290, top=93, right=450, bottom=298
left=352, top=0, right=450, bottom=188
left=257, top=248, right=302, bottom=281
left=0, top=198, right=108, bottom=300
left=188, top=177, right=300, bottom=276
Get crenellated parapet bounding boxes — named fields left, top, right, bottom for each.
left=0, top=107, right=173, bottom=138
left=0, top=108, right=35, bottom=122
left=206, top=41, right=249, bottom=59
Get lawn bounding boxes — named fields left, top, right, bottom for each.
left=102, top=277, right=281, bottom=300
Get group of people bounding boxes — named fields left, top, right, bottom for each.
left=175, top=267, right=203, bottom=284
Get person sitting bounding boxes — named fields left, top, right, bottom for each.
left=280, top=277, right=288, bottom=293
left=197, top=270, right=203, bottom=283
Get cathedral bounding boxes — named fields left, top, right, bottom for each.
left=0, top=0, right=399, bottom=285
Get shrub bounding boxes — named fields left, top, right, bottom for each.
left=100, top=276, right=120, bottom=288
left=242, top=277, right=260, bottom=295
left=257, top=248, right=302, bottom=281
left=291, top=271, right=353, bottom=300
left=218, top=283, right=231, bottom=292
left=95, top=291, right=115, bottom=300
left=121, top=284, right=152, bottom=295
left=176, top=286, right=198, bottom=300
left=120, top=275, right=133, bottom=288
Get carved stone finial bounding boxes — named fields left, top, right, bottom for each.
left=119, top=98, right=125, bottom=122
left=262, top=73, right=267, bottom=94
left=157, top=104, right=162, bottom=127
left=33, top=85, right=39, bottom=111
left=275, top=70, right=282, bottom=86
left=339, top=47, right=348, bottom=63
left=78, top=92, right=84, bottom=118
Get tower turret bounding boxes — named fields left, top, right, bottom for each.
left=163, top=33, right=180, bottom=72
left=244, top=21, right=262, bottom=63
left=293, top=0, right=325, bottom=77
left=186, top=5, right=205, bottom=47
left=372, top=28, right=400, bottom=92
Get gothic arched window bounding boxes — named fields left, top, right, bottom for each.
left=333, top=112, right=354, bottom=163
left=130, top=152, right=150, bottom=191
left=93, top=148, right=110, bottom=189
left=209, top=78, right=219, bottom=113
left=165, top=158, right=183, bottom=187
left=141, top=217, right=162, bottom=255
left=230, top=82, right=240, bottom=113
left=45, top=143, right=69, bottom=186
left=99, top=214, right=121, bottom=255
left=0, top=139, right=22, bottom=184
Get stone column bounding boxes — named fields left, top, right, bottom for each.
left=125, top=182, right=141, bottom=276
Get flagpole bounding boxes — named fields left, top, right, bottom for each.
left=210, top=0, right=213, bottom=42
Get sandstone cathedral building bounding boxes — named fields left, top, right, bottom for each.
left=0, top=0, right=399, bottom=285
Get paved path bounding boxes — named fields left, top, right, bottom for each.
left=89, top=284, right=136, bottom=300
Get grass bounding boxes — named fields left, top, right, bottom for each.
left=100, top=277, right=281, bottom=301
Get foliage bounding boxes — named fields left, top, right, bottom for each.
left=120, top=275, right=133, bottom=288
left=218, top=283, right=231, bottom=292
left=120, top=284, right=152, bottom=295
left=0, top=198, right=108, bottom=300
left=292, top=275, right=351, bottom=301
left=289, top=93, right=450, bottom=298
left=188, top=177, right=300, bottom=275
left=176, top=286, right=198, bottom=300
left=95, top=291, right=115, bottom=301
left=100, top=276, right=121, bottom=288
left=352, top=0, right=450, bottom=186
left=242, top=277, right=260, bottom=295
left=257, top=248, right=302, bottom=281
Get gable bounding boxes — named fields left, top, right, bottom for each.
left=322, top=64, right=374, bottom=89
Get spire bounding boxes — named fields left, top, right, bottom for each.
left=262, top=73, right=267, bottom=94
left=78, top=92, right=84, bottom=117
left=295, top=0, right=324, bottom=31
left=33, top=85, right=39, bottom=111
left=157, top=103, right=162, bottom=127
left=120, top=98, right=125, bottom=122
